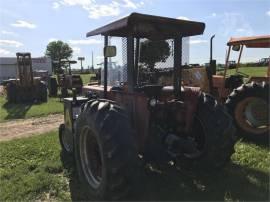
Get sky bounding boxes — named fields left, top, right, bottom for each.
left=0, top=0, right=269, bottom=69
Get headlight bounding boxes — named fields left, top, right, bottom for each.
left=149, top=98, right=157, bottom=107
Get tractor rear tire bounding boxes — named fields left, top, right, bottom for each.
left=48, top=77, right=58, bottom=97
left=225, top=82, right=269, bottom=141
left=6, top=82, right=17, bottom=103
left=179, top=93, right=237, bottom=169
left=74, top=99, right=138, bottom=200
left=76, top=87, right=82, bottom=95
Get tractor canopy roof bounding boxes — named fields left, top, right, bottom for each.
left=86, top=13, right=205, bottom=40
left=227, top=35, right=270, bottom=48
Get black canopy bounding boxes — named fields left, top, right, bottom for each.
left=86, top=13, right=205, bottom=40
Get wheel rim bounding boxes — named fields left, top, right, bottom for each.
left=184, top=116, right=206, bottom=159
left=235, top=97, right=269, bottom=135
left=80, top=127, right=103, bottom=189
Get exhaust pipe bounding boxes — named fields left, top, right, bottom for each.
left=210, top=35, right=215, bottom=61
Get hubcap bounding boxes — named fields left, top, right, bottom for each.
left=80, top=127, right=103, bottom=189
left=235, top=97, right=269, bottom=135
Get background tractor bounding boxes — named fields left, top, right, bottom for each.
left=59, top=13, right=236, bottom=200
left=5, top=52, right=47, bottom=103
left=156, top=35, right=269, bottom=141
left=48, top=59, right=83, bottom=98
left=212, top=35, right=269, bottom=141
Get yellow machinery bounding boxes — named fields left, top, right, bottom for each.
left=5, top=52, right=47, bottom=103
left=157, top=35, right=269, bottom=141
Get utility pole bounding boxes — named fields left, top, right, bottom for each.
left=91, top=51, right=94, bottom=73
left=78, top=57, right=85, bottom=73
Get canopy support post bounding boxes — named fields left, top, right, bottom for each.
left=236, top=45, right=243, bottom=73
left=224, top=45, right=231, bottom=79
left=104, top=35, right=108, bottom=98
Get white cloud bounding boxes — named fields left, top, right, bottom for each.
left=220, top=12, right=253, bottom=36
left=0, top=48, right=13, bottom=56
left=189, top=39, right=208, bottom=45
left=122, top=0, right=138, bottom=9
left=11, top=20, right=36, bottom=29
left=53, top=0, right=144, bottom=19
left=1, top=30, right=17, bottom=36
left=266, top=10, right=270, bottom=16
left=71, top=46, right=81, bottom=55
left=68, top=39, right=102, bottom=45
left=236, top=28, right=246, bottom=32
left=52, top=2, right=60, bottom=9
left=88, top=2, right=121, bottom=19
left=48, top=38, right=59, bottom=42
left=177, top=16, right=190, bottom=21
left=206, top=12, right=217, bottom=18
left=0, top=39, right=23, bottom=47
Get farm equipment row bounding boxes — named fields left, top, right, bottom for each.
left=3, top=53, right=83, bottom=103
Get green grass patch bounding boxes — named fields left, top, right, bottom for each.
left=219, top=66, right=268, bottom=77
left=0, top=132, right=269, bottom=201
left=80, top=74, right=96, bottom=85
left=0, top=97, right=63, bottom=122
left=0, top=131, right=72, bottom=201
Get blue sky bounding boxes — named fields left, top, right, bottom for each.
left=0, top=0, right=269, bottom=68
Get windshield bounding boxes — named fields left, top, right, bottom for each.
left=99, top=36, right=189, bottom=87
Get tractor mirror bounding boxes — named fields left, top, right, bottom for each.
left=104, top=46, right=116, bottom=57
left=232, top=45, right=240, bottom=51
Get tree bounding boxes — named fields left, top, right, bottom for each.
left=45, top=40, right=73, bottom=73
left=139, top=40, right=170, bottom=71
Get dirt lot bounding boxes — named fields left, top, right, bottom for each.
left=0, top=114, right=63, bottom=141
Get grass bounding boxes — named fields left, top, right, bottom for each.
left=219, top=66, right=268, bottom=77
left=0, top=131, right=269, bottom=201
left=80, top=74, right=96, bottom=85
left=0, top=96, right=63, bottom=122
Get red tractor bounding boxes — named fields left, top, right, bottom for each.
left=59, top=13, right=236, bottom=199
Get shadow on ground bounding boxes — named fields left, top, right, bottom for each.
left=2, top=102, right=33, bottom=120
left=60, top=153, right=269, bottom=201
left=241, top=138, right=270, bottom=148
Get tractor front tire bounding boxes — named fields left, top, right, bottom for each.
left=179, top=93, right=237, bottom=170
left=75, top=99, right=138, bottom=200
left=38, top=82, right=48, bottom=102
left=61, top=87, right=68, bottom=98
left=59, top=123, right=74, bottom=156
left=225, top=82, right=269, bottom=141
